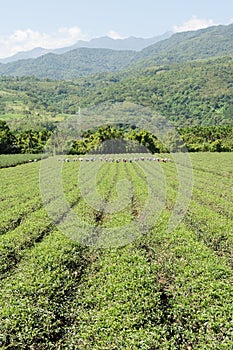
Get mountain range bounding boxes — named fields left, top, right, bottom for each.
left=0, top=21, right=233, bottom=129
left=0, top=32, right=172, bottom=64
left=0, top=23, right=232, bottom=80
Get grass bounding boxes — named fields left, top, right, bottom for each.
left=0, top=154, right=42, bottom=168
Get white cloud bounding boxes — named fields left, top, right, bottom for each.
left=173, top=16, right=217, bottom=33
left=0, top=26, right=88, bottom=58
left=227, top=18, right=233, bottom=24
left=107, top=30, right=125, bottom=40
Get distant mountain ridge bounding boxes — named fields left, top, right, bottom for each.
left=137, top=23, right=233, bottom=67
left=54, top=32, right=172, bottom=54
left=0, top=32, right=172, bottom=64
left=0, top=47, right=51, bottom=64
left=0, top=48, right=138, bottom=80
left=0, top=23, right=232, bottom=79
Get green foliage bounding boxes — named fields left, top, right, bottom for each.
left=78, top=55, right=233, bottom=126
left=0, top=230, right=88, bottom=348
left=1, top=119, right=232, bottom=156
left=0, top=48, right=137, bottom=79
left=69, top=125, right=165, bottom=154
left=0, top=153, right=42, bottom=168
left=0, top=153, right=232, bottom=349
left=0, top=120, right=16, bottom=153
left=178, top=125, right=233, bottom=152
left=138, top=23, right=233, bottom=67
left=0, top=54, right=233, bottom=128
left=15, top=128, right=51, bottom=153
left=0, top=119, right=51, bottom=154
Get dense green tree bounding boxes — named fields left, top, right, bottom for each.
left=0, top=120, right=16, bottom=153
left=15, top=129, right=51, bottom=153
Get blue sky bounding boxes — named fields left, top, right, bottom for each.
left=0, top=0, right=232, bottom=58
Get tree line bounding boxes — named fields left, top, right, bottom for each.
left=1, top=120, right=232, bottom=154
left=0, top=120, right=51, bottom=154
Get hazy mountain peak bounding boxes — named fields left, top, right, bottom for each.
left=0, top=32, right=172, bottom=63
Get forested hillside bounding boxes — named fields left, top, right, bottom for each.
left=74, top=56, right=233, bottom=126
left=0, top=48, right=137, bottom=80
left=137, top=23, right=233, bottom=67
left=0, top=24, right=232, bottom=79
left=0, top=55, right=232, bottom=127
